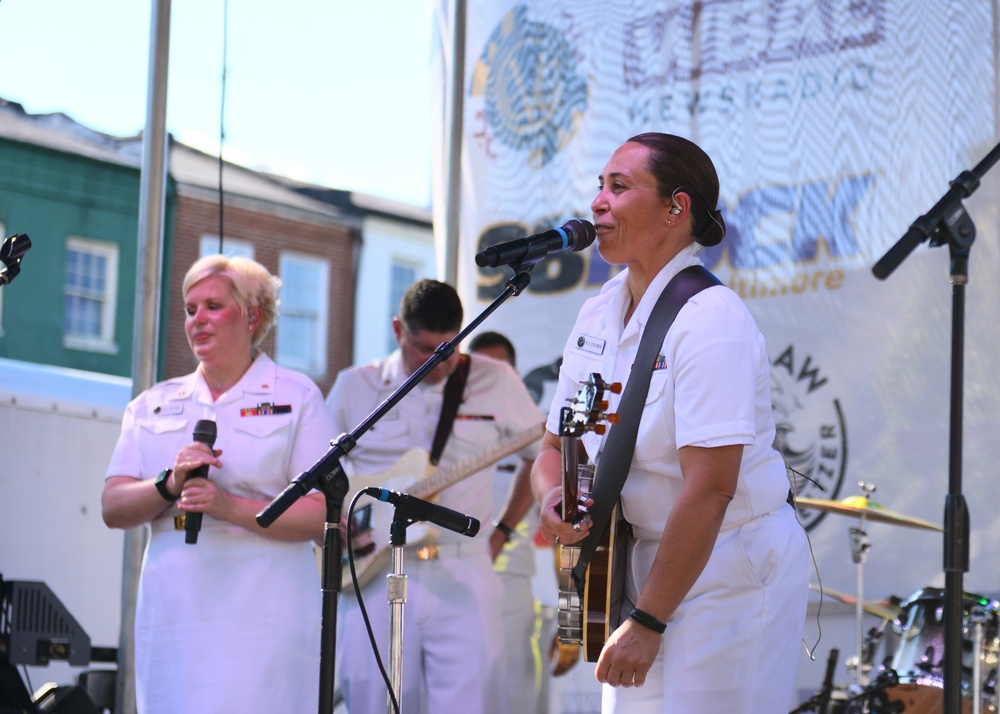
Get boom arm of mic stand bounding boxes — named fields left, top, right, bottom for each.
left=873, top=141, right=1000, bottom=280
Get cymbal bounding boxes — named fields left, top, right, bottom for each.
left=795, top=495, right=942, bottom=532
left=809, top=583, right=901, bottom=621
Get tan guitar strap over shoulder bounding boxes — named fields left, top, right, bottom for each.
left=571, top=265, right=721, bottom=590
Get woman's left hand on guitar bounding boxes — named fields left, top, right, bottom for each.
left=594, top=618, right=661, bottom=688
left=532, top=432, right=592, bottom=545
left=537, top=485, right=593, bottom=545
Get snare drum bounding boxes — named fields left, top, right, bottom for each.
left=884, top=587, right=999, bottom=713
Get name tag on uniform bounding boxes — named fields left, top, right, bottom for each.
left=575, top=333, right=606, bottom=356
left=153, top=403, right=184, bottom=416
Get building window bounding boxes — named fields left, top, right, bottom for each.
left=276, top=252, right=328, bottom=376
left=387, top=261, right=417, bottom=353
left=63, top=237, right=119, bottom=353
left=199, top=236, right=254, bottom=260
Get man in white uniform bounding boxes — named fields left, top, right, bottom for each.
left=327, top=280, right=543, bottom=714
left=470, top=330, right=549, bottom=714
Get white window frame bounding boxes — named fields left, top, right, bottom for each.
left=387, top=259, right=419, bottom=353
left=63, top=236, right=119, bottom=354
left=276, top=251, right=329, bottom=376
left=199, top=235, right=254, bottom=260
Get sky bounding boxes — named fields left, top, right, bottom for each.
left=0, top=0, right=437, bottom=207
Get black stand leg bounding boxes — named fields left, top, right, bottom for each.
left=317, top=466, right=350, bottom=714
left=943, top=245, right=972, bottom=714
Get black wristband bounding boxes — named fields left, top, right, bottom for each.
left=629, top=607, right=667, bottom=634
left=155, top=469, right=178, bottom=502
left=493, top=521, right=514, bottom=541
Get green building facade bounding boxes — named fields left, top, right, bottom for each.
left=0, top=109, right=175, bottom=379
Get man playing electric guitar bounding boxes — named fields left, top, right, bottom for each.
left=325, top=280, right=543, bottom=714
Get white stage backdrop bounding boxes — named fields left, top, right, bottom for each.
left=433, top=0, right=1000, bottom=698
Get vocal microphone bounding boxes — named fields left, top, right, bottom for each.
left=0, top=233, right=31, bottom=286
left=363, top=487, right=481, bottom=537
left=475, top=219, right=596, bottom=268
left=185, top=419, right=218, bottom=544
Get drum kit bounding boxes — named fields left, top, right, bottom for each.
left=790, top=485, right=1000, bottom=714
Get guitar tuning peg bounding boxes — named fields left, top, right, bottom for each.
left=593, top=424, right=607, bottom=436
left=606, top=413, right=619, bottom=425
left=608, top=382, right=623, bottom=394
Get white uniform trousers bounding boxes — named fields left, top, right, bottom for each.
left=603, top=504, right=809, bottom=714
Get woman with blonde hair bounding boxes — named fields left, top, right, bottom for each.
left=102, top=254, right=335, bottom=713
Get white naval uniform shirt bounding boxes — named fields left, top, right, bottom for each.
left=545, top=243, right=790, bottom=538
left=104, top=353, right=336, bottom=714
left=326, top=349, right=542, bottom=546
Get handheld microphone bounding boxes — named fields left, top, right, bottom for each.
left=185, top=419, right=217, bottom=544
left=475, top=219, right=596, bottom=268
left=363, top=487, right=480, bottom=537
left=0, top=233, right=31, bottom=286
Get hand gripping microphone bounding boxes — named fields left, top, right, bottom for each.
left=185, top=419, right=217, bottom=544
left=474, top=219, right=596, bottom=268
left=363, top=488, right=480, bottom=537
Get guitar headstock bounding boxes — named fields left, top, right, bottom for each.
left=559, top=373, right=621, bottom=523
left=559, top=372, right=621, bottom=438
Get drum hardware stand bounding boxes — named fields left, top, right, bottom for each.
left=968, top=605, right=989, bottom=714
left=874, top=139, right=1000, bottom=714
left=847, top=483, right=876, bottom=688
left=862, top=620, right=889, bottom=675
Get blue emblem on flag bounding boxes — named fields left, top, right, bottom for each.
left=471, top=5, right=589, bottom=167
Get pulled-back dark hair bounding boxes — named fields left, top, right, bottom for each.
left=399, top=279, right=463, bottom=334
left=626, top=133, right=726, bottom=247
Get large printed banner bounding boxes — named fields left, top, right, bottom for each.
left=433, top=0, right=999, bottom=693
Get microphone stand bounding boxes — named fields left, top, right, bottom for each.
left=256, top=264, right=537, bottom=714
left=872, top=139, right=1000, bottom=714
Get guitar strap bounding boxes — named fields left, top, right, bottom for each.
left=430, top=353, right=471, bottom=466
left=571, top=264, right=721, bottom=590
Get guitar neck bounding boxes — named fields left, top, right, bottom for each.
left=410, top=423, right=543, bottom=501
left=561, top=434, right=580, bottom=522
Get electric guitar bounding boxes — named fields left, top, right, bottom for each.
left=556, top=373, right=631, bottom=662
left=343, top=423, right=544, bottom=592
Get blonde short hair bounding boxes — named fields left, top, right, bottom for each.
left=182, top=255, right=281, bottom=352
